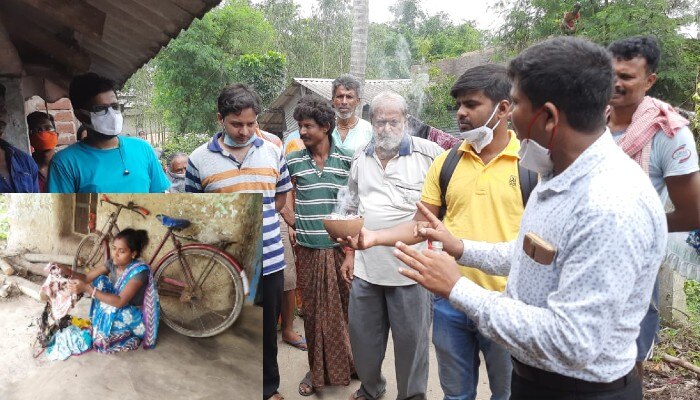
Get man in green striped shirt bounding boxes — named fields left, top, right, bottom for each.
left=285, top=96, right=355, bottom=396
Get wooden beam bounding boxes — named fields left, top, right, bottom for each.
left=16, top=0, right=105, bottom=39
left=164, top=0, right=208, bottom=16
left=4, top=15, right=90, bottom=74
left=0, top=19, right=22, bottom=76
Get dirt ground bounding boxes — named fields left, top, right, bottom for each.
left=0, top=293, right=262, bottom=400
left=643, top=360, right=700, bottom=399
left=278, top=316, right=492, bottom=400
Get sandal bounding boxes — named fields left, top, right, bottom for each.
left=283, top=335, right=307, bottom=351
left=298, top=372, right=316, bottom=397
left=348, top=388, right=386, bottom=400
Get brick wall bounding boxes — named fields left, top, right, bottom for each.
left=25, top=96, right=77, bottom=146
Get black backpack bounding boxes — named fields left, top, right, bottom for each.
left=438, top=142, right=538, bottom=219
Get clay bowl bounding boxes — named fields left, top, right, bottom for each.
left=323, top=216, right=364, bottom=240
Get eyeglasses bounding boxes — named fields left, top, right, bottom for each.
left=89, top=103, right=122, bottom=116
left=372, top=119, right=403, bottom=129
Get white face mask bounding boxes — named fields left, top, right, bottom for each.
left=518, top=138, right=554, bottom=176
left=458, top=106, right=500, bottom=153
left=89, top=108, right=123, bottom=136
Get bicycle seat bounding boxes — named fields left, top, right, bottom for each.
left=157, top=214, right=191, bottom=230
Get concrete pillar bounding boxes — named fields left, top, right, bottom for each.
left=658, top=263, right=689, bottom=322
left=0, top=77, right=30, bottom=153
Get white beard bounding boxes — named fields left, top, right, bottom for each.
left=335, top=110, right=354, bottom=120
left=375, top=132, right=403, bottom=158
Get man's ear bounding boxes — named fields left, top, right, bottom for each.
left=645, top=73, right=657, bottom=91
left=497, top=99, right=511, bottom=119
left=542, top=102, right=559, bottom=133
left=74, top=108, right=91, bottom=125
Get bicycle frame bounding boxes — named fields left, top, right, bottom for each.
left=149, top=228, right=248, bottom=296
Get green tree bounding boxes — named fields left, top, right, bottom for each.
left=153, top=0, right=278, bottom=135
left=495, top=0, right=699, bottom=105
left=415, top=13, right=483, bottom=62
left=257, top=0, right=352, bottom=80
left=366, top=23, right=413, bottom=79
left=233, top=51, right=287, bottom=107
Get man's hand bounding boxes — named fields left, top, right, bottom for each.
left=336, top=227, right=377, bottom=250
left=414, top=202, right=463, bottom=258
left=340, top=253, right=355, bottom=284
left=393, top=241, right=462, bottom=298
left=289, top=227, right=297, bottom=247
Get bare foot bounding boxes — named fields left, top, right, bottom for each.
left=282, top=330, right=307, bottom=351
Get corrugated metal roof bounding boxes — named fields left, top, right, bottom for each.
left=258, top=78, right=414, bottom=135
left=294, top=78, right=413, bottom=104
left=0, top=0, right=221, bottom=100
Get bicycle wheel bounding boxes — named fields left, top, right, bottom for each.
left=73, top=232, right=105, bottom=274
left=154, top=248, right=245, bottom=338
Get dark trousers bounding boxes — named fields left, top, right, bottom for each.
left=510, top=368, right=642, bottom=400
left=263, top=270, right=284, bottom=400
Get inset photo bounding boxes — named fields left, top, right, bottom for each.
left=0, top=193, right=262, bottom=399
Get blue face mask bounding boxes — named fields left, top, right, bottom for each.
left=222, top=129, right=256, bottom=148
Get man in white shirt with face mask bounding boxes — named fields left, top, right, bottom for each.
left=393, top=37, right=667, bottom=400
left=47, top=73, right=170, bottom=193
left=341, top=64, right=523, bottom=400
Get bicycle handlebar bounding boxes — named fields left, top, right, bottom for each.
left=100, top=194, right=150, bottom=218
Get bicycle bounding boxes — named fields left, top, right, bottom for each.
left=72, top=195, right=249, bottom=338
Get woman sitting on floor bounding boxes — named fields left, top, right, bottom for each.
left=66, top=228, right=160, bottom=353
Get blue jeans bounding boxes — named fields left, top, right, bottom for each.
left=433, top=296, right=511, bottom=400
left=636, top=278, right=660, bottom=361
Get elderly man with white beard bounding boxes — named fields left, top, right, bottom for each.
left=340, top=91, right=443, bottom=400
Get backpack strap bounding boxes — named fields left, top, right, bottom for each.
left=438, top=142, right=463, bottom=220
left=518, top=163, right=538, bottom=206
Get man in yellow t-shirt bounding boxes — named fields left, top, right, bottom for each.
left=342, top=64, right=524, bottom=400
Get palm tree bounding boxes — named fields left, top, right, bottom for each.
left=350, top=0, right=369, bottom=91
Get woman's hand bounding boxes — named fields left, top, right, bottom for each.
left=68, top=279, right=89, bottom=295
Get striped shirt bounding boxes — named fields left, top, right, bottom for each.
left=286, top=141, right=353, bottom=248
left=186, top=132, right=292, bottom=275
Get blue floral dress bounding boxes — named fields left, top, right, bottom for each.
left=90, top=260, right=160, bottom=353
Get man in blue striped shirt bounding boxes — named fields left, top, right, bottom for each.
left=185, top=84, right=292, bottom=400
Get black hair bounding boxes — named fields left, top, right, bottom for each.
left=114, top=228, right=149, bottom=258
left=217, top=83, right=261, bottom=118
left=508, top=36, right=613, bottom=133
left=608, top=35, right=660, bottom=74
left=26, top=111, right=54, bottom=134
left=332, top=74, right=362, bottom=98
left=451, top=64, right=512, bottom=104
left=293, top=96, right=336, bottom=136
left=69, top=73, right=116, bottom=111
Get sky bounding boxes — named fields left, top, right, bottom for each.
left=251, top=0, right=502, bottom=31
left=251, top=0, right=698, bottom=38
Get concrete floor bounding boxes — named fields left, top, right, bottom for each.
left=0, top=294, right=261, bottom=400
left=277, top=317, right=492, bottom=400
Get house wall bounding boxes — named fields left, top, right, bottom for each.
left=0, top=77, right=30, bottom=153
left=94, top=194, right=262, bottom=278
left=6, top=194, right=82, bottom=255
left=5, top=193, right=262, bottom=281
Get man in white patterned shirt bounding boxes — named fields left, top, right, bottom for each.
left=393, top=37, right=667, bottom=399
